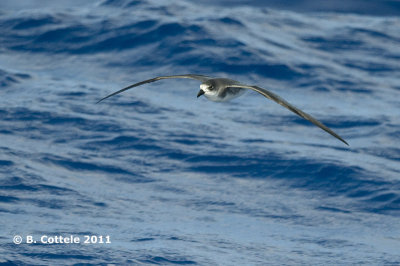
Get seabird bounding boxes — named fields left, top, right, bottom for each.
left=97, top=74, right=348, bottom=145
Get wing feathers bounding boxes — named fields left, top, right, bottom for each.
left=97, top=74, right=211, bottom=103
left=229, top=84, right=349, bottom=145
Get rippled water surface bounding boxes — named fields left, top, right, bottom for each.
left=1, top=0, right=399, bottom=264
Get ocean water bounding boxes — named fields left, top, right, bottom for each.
left=1, top=0, right=399, bottom=264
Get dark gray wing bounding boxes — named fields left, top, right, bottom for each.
left=228, top=84, right=349, bottom=145
left=97, top=74, right=212, bottom=103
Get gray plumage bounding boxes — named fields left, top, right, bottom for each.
left=97, top=74, right=348, bottom=145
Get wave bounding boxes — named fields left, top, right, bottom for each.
left=1, top=1, right=400, bottom=264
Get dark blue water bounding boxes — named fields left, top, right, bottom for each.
left=1, top=0, right=399, bottom=264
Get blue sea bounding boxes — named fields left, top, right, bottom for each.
left=1, top=0, right=399, bottom=265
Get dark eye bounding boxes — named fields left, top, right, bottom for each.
left=209, top=85, right=214, bottom=90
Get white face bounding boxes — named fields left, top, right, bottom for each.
left=199, top=83, right=223, bottom=102
left=200, top=84, right=217, bottom=96
left=200, top=84, right=210, bottom=92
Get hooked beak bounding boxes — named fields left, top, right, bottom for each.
left=197, top=89, right=205, bottom=98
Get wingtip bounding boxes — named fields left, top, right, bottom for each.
left=96, top=95, right=109, bottom=104
left=339, top=137, right=349, bottom=146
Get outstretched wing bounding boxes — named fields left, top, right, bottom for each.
left=228, top=84, right=349, bottom=145
left=97, top=74, right=212, bottom=103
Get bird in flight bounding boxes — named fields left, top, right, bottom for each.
left=97, top=74, right=348, bottom=145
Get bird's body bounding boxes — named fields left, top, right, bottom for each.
left=200, top=78, right=245, bottom=102
left=98, top=74, right=349, bottom=145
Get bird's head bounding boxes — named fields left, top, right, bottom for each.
left=197, top=81, right=217, bottom=98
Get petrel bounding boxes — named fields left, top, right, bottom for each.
left=97, top=74, right=348, bottom=145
